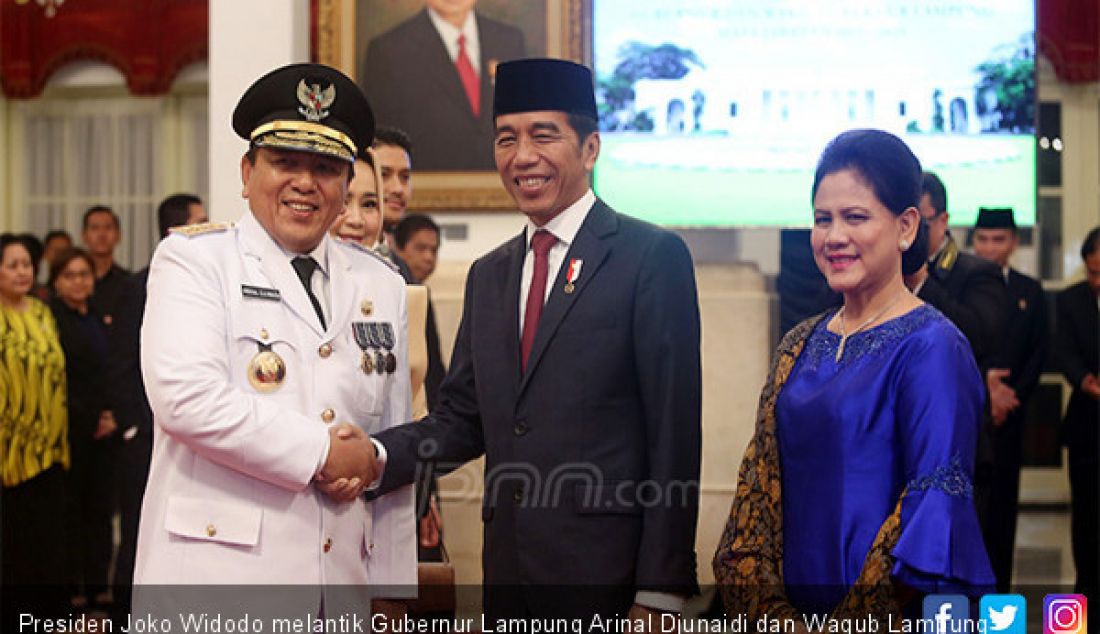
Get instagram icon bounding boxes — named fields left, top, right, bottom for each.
left=1045, top=594, right=1087, bottom=634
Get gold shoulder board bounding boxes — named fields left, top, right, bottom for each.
left=170, top=222, right=232, bottom=238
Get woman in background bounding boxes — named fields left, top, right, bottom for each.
left=714, top=129, right=994, bottom=622
left=331, top=147, right=384, bottom=249
left=0, top=233, right=69, bottom=613
left=48, top=247, right=116, bottom=611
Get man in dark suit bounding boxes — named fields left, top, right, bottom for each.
left=82, top=206, right=130, bottom=328
left=360, top=0, right=526, bottom=170
left=971, top=207, right=1047, bottom=592
left=368, top=59, right=702, bottom=621
left=1054, top=226, right=1099, bottom=599
left=905, top=173, right=1008, bottom=369
left=107, top=193, right=205, bottom=617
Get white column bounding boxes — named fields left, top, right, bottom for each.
left=208, top=0, right=310, bottom=222
left=1060, top=83, right=1100, bottom=275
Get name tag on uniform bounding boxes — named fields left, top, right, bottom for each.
left=241, top=285, right=281, bottom=301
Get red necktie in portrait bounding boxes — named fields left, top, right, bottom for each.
left=455, top=34, right=480, bottom=117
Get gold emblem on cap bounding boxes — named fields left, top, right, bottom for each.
left=297, top=79, right=335, bottom=122
left=260, top=328, right=270, bottom=341
left=248, top=346, right=286, bottom=393
left=361, top=299, right=374, bottom=316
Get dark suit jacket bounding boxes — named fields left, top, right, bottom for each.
left=49, top=298, right=110, bottom=455
left=918, top=236, right=1008, bottom=371
left=1053, top=281, right=1099, bottom=444
left=375, top=200, right=702, bottom=616
left=361, top=10, right=526, bottom=170
left=108, top=268, right=154, bottom=443
left=94, top=263, right=131, bottom=330
left=993, top=269, right=1047, bottom=405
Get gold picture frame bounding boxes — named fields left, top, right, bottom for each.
left=316, top=0, right=591, bottom=212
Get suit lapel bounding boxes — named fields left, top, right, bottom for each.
left=519, top=201, right=616, bottom=395
left=327, top=239, right=352, bottom=335
left=499, top=233, right=525, bottom=388
left=239, top=214, right=325, bottom=338
left=413, top=10, right=477, bottom=120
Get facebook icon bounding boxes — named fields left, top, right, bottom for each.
left=923, top=595, right=970, bottom=634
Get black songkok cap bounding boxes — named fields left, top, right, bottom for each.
left=232, top=63, right=373, bottom=163
left=493, top=58, right=597, bottom=120
left=975, top=207, right=1017, bottom=230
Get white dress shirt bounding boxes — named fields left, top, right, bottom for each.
left=278, top=239, right=331, bottom=327
left=519, top=189, right=596, bottom=332
left=427, top=7, right=481, bottom=76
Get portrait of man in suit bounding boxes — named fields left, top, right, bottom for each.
left=359, top=0, right=530, bottom=171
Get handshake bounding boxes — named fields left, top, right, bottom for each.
left=315, top=423, right=380, bottom=503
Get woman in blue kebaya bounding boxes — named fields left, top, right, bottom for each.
left=714, top=129, right=994, bottom=622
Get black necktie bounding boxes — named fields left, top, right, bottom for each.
left=291, top=256, right=326, bottom=330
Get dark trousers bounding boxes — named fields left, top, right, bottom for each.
left=1068, top=443, right=1098, bottom=599
left=2, top=465, right=69, bottom=621
left=64, top=436, right=116, bottom=601
left=982, top=415, right=1024, bottom=592
left=113, top=432, right=152, bottom=613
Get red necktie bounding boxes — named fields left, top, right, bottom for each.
left=521, top=230, right=557, bottom=372
left=455, top=34, right=480, bottom=117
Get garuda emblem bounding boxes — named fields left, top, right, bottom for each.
left=297, top=80, right=335, bottom=122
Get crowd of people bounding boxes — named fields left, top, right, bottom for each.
left=1, top=52, right=1096, bottom=630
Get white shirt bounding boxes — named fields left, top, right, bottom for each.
left=427, top=7, right=481, bottom=76
left=271, top=238, right=332, bottom=327
left=518, top=189, right=596, bottom=332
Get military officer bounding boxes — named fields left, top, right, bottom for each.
left=133, top=64, right=415, bottom=618
left=971, top=207, right=1047, bottom=592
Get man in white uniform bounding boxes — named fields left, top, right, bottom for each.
left=133, top=63, right=414, bottom=621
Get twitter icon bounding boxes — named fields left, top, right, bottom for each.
left=981, top=594, right=1027, bottom=634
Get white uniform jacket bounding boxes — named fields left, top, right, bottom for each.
left=134, top=211, right=415, bottom=594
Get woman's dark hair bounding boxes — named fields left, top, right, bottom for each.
left=811, top=129, right=930, bottom=275
left=0, top=233, right=34, bottom=266
left=48, top=247, right=96, bottom=291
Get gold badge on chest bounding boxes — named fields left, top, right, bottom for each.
left=248, top=342, right=286, bottom=392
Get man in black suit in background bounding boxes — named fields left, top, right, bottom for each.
left=369, top=59, right=702, bottom=621
left=361, top=0, right=526, bottom=170
left=971, top=207, right=1047, bottom=592
left=1054, top=226, right=1099, bottom=599
left=905, top=173, right=1008, bottom=369
left=108, top=193, right=206, bottom=615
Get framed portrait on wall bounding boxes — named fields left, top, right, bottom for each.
left=316, top=0, right=590, bottom=211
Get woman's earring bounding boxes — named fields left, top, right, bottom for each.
left=899, top=239, right=910, bottom=251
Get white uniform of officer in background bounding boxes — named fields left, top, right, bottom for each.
left=133, top=63, right=415, bottom=620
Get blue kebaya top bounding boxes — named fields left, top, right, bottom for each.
left=776, top=304, right=995, bottom=615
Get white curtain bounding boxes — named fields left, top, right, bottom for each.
left=17, top=95, right=208, bottom=271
